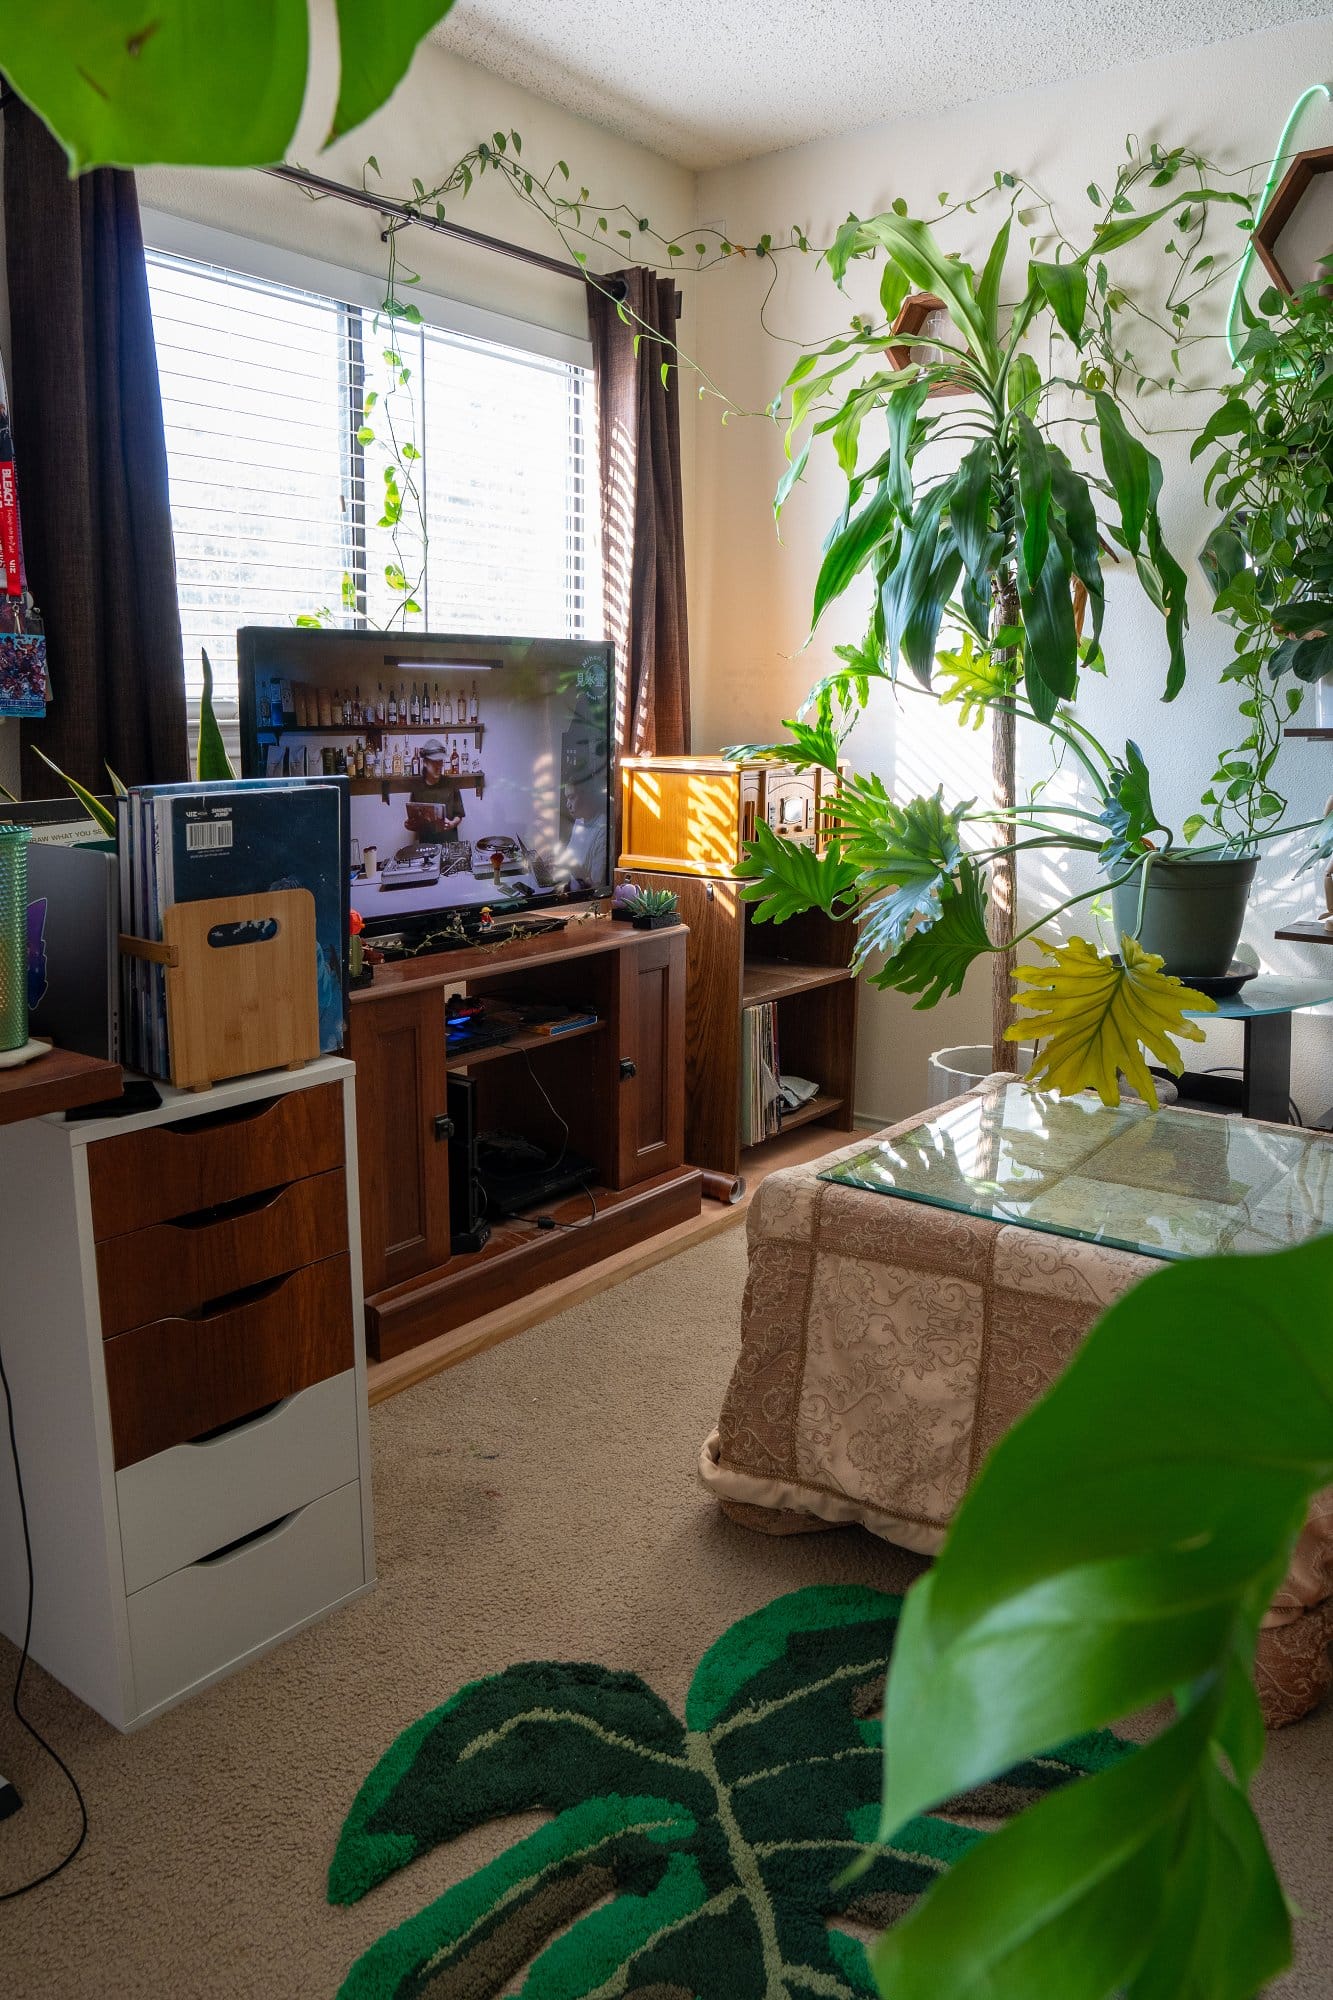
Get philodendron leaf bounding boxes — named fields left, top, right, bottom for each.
left=1098, top=740, right=1168, bottom=869
left=328, top=0, right=456, bottom=142
left=841, top=787, right=969, bottom=964
left=935, top=633, right=1016, bottom=729
left=737, top=819, right=859, bottom=923
left=197, top=649, right=237, bottom=782
left=1007, top=933, right=1214, bottom=1107
left=875, top=1230, right=1333, bottom=1998
left=333, top=1585, right=1109, bottom=1999
left=863, top=856, right=991, bottom=1005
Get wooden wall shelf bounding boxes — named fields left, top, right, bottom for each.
left=347, top=774, right=484, bottom=793
left=1275, top=920, right=1333, bottom=945
left=1284, top=728, right=1333, bottom=740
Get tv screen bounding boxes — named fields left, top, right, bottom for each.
left=239, top=629, right=614, bottom=937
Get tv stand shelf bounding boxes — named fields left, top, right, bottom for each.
left=445, top=1018, right=603, bottom=1071
left=348, top=917, right=698, bottom=1360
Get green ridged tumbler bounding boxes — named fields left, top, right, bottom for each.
left=0, top=823, right=31, bottom=1052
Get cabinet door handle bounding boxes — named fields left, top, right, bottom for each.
left=619, top=1059, right=637, bottom=1081
left=434, top=1114, right=455, bottom=1141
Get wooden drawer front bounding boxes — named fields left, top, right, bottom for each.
left=87, top=1082, right=345, bottom=1239
left=127, top=1480, right=364, bottom=1718
left=96, top=1168, right=348, bottom=1338
left=104, top=1253, right=355, bottom=1470
left=116, top=1370, right=360, bottom=1594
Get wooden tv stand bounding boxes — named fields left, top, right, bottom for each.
left=348, top=916, right=701, bottom=1360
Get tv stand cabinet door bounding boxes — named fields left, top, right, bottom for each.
left=350, top=988, right=451, bottom=1292
left=614, top=931, right=686, bottom=1188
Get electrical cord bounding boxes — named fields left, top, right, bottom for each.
left=0, top=1335, right=88, bottom=1899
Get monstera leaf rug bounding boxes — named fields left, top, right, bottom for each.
left=329, top=1584, right=1130, bottom=1999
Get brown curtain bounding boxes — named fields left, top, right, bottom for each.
left=586, top=269, right=690, bottom=756
left=4, top=97, right=187, bottom=793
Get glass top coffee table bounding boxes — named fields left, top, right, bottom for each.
left=821, top=1082, right=1333, bottom=1262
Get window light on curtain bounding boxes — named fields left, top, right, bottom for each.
left=145, top=249, right=602, bottom=756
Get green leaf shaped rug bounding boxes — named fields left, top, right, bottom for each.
left=330, top=1584, right=1130, bottom=1998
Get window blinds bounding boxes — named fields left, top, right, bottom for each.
left=146, top=248, right=601, bottom=749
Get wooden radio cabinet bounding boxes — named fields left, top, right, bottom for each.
left=618, top=756, right=859, bottom=1201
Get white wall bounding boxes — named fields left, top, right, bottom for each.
left=688, top=16, right=1333, bottom=1124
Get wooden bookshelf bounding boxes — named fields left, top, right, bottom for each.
left=742, top=961, right=854, bottom=1005
left=617, top=868, right=858, bottom=1201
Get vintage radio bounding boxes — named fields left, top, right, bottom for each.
left=619, top=755, right=841, bottom=878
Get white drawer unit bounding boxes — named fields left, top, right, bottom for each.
left=0, top=1059, right=376, bottom=1731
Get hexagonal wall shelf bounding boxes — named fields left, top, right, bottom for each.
left=887, top=293, right=969, bottom=396
left=1253, top=146, right=1333, bottom=294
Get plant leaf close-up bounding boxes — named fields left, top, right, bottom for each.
left=874, top=1232, right=1333, bottom=2000
left=0, top=0, right=454, bottom=171
left=1008, top=933, right=1214, bottom=1107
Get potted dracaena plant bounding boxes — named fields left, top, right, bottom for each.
left=727, top=183, right=1320, bottom=1103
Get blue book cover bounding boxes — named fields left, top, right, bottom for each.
left=152, top=782, right=347, bottom=1055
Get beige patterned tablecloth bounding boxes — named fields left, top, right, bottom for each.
left=700, top=1087, right=1333, bottom=1727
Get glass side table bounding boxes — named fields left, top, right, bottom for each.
left=820, top=1081, right=1333, bottom=1262
left=1173, top=975, right=1333, bottom=1126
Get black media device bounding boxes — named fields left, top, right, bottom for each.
left=474, top=1132, right=597, bottom=1218
left=446, top=1074, right=491, bottom=1255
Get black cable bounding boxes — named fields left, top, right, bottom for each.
left=0, top=1335, right=88, bottom=1899
left=520, top=1050, right=569, bottom=1169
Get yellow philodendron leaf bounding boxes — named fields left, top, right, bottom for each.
left=1006, top=933, right=1216, bottom=1109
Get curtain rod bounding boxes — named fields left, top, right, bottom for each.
left=265, top=164, right=624, bottom=294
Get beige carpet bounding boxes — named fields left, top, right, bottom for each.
left=4, top=1224, right=1332, bottom=1997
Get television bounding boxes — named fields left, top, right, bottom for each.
left=239, top=628, right=615, bottom=939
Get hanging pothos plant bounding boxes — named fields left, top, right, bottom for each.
left=1194, top=264, right=1333, bottom=840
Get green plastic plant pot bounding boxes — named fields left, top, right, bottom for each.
left=1111, top=853, right=1259, bottom=979
left=0, top=823, right=32, bottom=1052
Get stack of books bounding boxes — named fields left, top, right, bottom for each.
left=117, top=779, right=349, bottom=1079
left=740, top=1000, right=783, bottom=1146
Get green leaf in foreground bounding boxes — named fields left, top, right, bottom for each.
left=874, top=1232, right=1333, bottom=1999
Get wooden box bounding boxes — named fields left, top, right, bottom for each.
left=619, top=755, right=839, bottom=878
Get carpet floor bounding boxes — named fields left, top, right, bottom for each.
left=4, top=1225, right=1333, bottom=1997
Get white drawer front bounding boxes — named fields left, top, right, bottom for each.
left=127, top=1480, right=364, bottom=1718
left=116, top=1370, right=360, bottom=1594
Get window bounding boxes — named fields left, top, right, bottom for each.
left=145, top=250, right=601, bottom=753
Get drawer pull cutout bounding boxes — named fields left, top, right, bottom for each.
left=188, top=1398, right=287, bottom=1447
left=193, top=1271, right=292, bottom=1319
left=198, top=1509, right=300, bottom=1566
left=167, top=1183, right=288, bottom=1231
